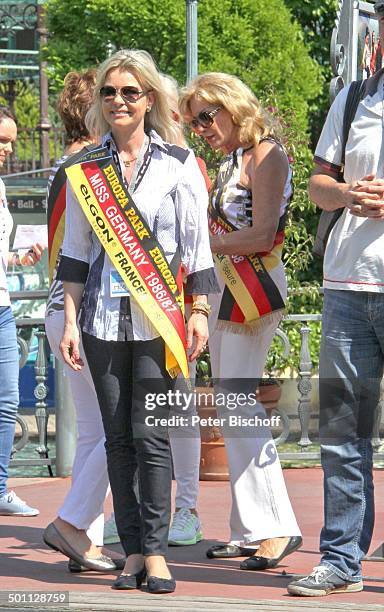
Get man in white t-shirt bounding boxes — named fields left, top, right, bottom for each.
left=288, top=2, right=384, bottom=598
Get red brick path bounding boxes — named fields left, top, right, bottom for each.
left=1, top=469, right=383, bottom=605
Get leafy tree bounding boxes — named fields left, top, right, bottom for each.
left=0, top=82, right=62, bottom=168
left=45, top=0, right=320, bottom=131
left=284, top=0, right=338, bottom=65
left=284, top=0, right=339, bottom=144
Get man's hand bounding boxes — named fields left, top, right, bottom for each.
left=346, top=175, right=384, bottom=219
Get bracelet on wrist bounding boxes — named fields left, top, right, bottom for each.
left=192, top=301, right=211, bottom=315
left=191, top=308, right=209, bottom=318
left=191, top=301, right=211, bottom=317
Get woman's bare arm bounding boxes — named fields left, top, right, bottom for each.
left=210, top=141, right=288, bottom=255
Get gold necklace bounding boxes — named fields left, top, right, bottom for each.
left=122, top=157, right=137, bottom=168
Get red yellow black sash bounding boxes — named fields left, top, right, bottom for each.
left=65, top=148, right=188, bottom=378
left=47, top=146, right=98, bottom=283
left=208, top=201, right=286, bottom=326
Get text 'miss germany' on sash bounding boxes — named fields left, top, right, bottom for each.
left=65, top=147, right=188, bottom=379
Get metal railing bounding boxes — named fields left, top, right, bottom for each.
left=11, top=290, right=52, bottom=473
left=270, top=314, right=384, bottom=461
left=10, top=292, right=384, bottom=475
left=10, top=289, right=77, bottom=477
left=4, top=127, right=65, bottom=175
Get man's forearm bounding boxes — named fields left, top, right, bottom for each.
left=309, top=173, right=351, bottom=212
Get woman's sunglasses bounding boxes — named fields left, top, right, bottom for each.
left=189, top=106, right=222, bottom=129
left=99, top=86, right=152, bottom=103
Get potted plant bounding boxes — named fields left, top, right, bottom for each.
left=196, top=349, right=282, bottom=481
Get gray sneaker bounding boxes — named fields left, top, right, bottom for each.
left=287, top=565, right=363, bottom=597
left=168, top=508, right=203, bottom=546
left=0, top=490, right=39, bottom=516
left=103, top=513, right=120, bottom=545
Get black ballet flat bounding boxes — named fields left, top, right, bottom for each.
left=112, top=567, right=147, bottom=590
left=206, top=543, right=258, bottom=559
left=240, top=536, right=303, bottom=570
left=147, top=575, right=176, bottom=594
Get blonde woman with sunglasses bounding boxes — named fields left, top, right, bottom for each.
left=44, top=50, right=218, bottom=594
left=180, top=73, right=302, bottom=571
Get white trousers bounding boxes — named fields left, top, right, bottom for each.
left=207, top=287, right=301, bottom=546
left=169, top=302, right=200, bottom=510
left=170, top=427, right=200, bottom=509
left=45, top=311, right=109, bottom=546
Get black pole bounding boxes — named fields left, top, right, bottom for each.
left=36, top=4, right=51, bottom=171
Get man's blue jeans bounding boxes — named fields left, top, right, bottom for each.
left=319, top=289, right=384, bottom=581
left=0, top=306, right=19, bottom=496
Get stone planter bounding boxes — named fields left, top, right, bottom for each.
left=198, top=381, right=282, bottom=481
left=255, top=379, right=282, bottom=413
left=199, top=399, right=229, bottom=481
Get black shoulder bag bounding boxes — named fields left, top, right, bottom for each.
left=312, top=79, right=366, bottom=258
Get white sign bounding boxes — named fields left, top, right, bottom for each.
left=13, top=224, right=48, bottom=249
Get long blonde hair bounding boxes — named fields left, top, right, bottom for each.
left=86, top=49, right=180, bottom=143
left=179, top=72, right=281, bottom=146
left=159, top=73, right=187, bottom=147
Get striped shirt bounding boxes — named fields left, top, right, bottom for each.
left=45, top=155, right=69, bottom=317
left=58, top=130, right=218, bottom=342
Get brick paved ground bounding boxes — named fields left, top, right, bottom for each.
left=1, top=469, right=383, bottom=609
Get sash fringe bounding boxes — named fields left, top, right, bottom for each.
left=215, top=309, right=285, bottom=336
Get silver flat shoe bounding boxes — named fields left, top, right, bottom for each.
left=43, top=522, right=116, bottom=572
left=68, top=556, right=126, bottom=572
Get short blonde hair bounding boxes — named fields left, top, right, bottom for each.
left=179, top=72, right=281, bottom=146
left=86, top=49, right=180, bottom=143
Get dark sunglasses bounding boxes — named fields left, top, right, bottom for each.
left=99, top=86, right=152, bottom=103
left=189, top=106, right=222, bottom=129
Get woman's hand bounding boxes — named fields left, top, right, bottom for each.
left=20, top=242, right=44, bottom=266
left=59, top=323, right=84, bottom=371
left=186, top=312, right=209, bottom=362
left=9, top=243, right=45, bottom=267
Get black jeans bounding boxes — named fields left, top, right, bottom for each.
left=82, top=333, right=176, bottom=557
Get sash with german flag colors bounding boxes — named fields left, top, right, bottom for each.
left=47, top=145, right=98, bottom=283
left=65, top=148, right=188, bottom=379
left=208, top=175, right=287, bottom=329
